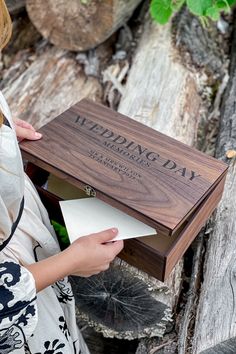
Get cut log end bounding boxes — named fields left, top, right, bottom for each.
left=26, top=0, right=142, bottom=51
left=71, top=265, right=171, bottom=340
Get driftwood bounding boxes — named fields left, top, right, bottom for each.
left=71, top=18, right=203, bottom=341
left=2, top=46, right=102, bottom=129
left=26, top=0, right=143, bottom=51
left=191, top=20, right=236, bottom=354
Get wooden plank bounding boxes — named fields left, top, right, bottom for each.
left=192, top=20, right=236, bottom=354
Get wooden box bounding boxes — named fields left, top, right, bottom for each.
left=20, top=99, right=228, bottom=281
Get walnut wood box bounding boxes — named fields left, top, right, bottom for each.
left=20, top=99, right=228, bottom=281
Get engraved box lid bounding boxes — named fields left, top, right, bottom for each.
left=20, top=99, right=228, bottom=237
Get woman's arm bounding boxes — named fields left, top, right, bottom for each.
left=25, top=228, right=123, bottom=292
left=16, top=121, right=124, bottom=291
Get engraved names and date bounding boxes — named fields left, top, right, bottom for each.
left=88, top=150, right=141, bottom=180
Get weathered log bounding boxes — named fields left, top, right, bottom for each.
left=192, top=19, right=236, bottom=354
left=172, top=9, right=231, bottom=354
left=177, top=73, right=230, bottom=354
left=172, top=7, right=226, bottom=82
left=26, top=0, right=143, bottom=52
left=2, top=46, right=102, bottom=129
left=177, top=231, right=205, bottom=354
left=72, top=18, right=203, bottom=341
left=3, top=14, right=41, bottom=63
left=118, top=23, right=201, bottom=145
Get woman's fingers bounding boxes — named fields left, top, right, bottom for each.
left=15, top=125, right=42, bottom=141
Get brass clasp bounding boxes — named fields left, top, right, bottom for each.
left=84, top=185, right=96, bottom=197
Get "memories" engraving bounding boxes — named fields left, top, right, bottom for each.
left=75, top=115, right=201, bottom=182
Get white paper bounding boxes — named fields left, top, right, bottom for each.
left=59, top=198, right=156, bottom=242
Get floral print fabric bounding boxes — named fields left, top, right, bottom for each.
left=0, top=92, right=90, bottom=354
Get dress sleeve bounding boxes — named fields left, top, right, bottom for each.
left=0, top=261, right=38, bottom=353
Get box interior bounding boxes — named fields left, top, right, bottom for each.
left=47, top=174, right=184, bottom=255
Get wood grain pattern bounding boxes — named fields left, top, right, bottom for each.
left=192, top=161, right=236, bottom=353
left=165, top=173, right=226, bottom=279
left=20, top=99, right=227, bottom=236
left=22, top=124, right=226, bottom=282
left=122, top=174, right=225, bottom=281
left=192, top=21, right=236, bottom=353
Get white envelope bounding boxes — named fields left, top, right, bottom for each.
left=59, top=198, right=156, bottom=242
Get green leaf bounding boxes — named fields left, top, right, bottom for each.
left=215, top=1, right=227, bottom=9
left=150, top=0, right=235, bottom=25
left=171, top=0, right=185, bottom=11
left=150, top=0, right=173, bottom=24
left=206, top=6, right=220, bottom=20
left=223, top=0, right=236, bottom=5
left=216, top=0, right=236, bottom=10
left=186, top=0, right=213, bottom=16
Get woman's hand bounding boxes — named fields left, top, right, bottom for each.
left=25, top=228, right=124, bottom=292
left=14, top=118, right=42, bottom=141
left=65, top=228, right=124, bottom=277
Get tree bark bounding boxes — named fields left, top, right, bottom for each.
left=26, top=0, right=143, bottom=51
left=192, top=19, right=236, bottom=354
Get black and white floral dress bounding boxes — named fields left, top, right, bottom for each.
left=0, top=92, right=90, bottom=354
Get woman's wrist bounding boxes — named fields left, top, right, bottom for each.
left=25, top=248, right=78, bottom=292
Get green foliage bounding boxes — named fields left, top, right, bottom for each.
left=51, top=220, right=70, bottom=250
left=150, top=0, right=236, bottom=24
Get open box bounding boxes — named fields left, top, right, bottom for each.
left=20, top=99, right=228, bottom=281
